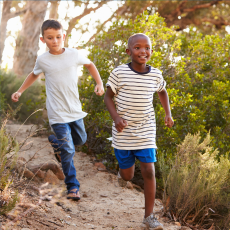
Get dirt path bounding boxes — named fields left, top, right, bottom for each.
left=2, top=124, right=185, bottom=230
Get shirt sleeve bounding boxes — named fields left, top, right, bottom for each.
left=77, top=51, right=91, bottom=65
left=33, top=58, right=43, bottom=75
left=156, top=71, right=166, bottom=92
left=106, top=69, right=119, bottom=94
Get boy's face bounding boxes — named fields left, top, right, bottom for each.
left=126, top=35, right=152, bottom=65
left=40, top=28, right=65, bottom=54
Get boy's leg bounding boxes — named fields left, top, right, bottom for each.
left=51, top=123, right=80, bottom=195
left=70, top=118, right=87, bottom=146
left=140, top=162, right=156, bottom=218
left=137, top=149, right=163, bottom=229
left=114, top=149, right=136, bottom=182
left=48, top=134, right=62, bottom=162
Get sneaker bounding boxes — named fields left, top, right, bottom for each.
left=117, top=171, right=127, bottom=187
left=142, top=213, right=163, bottom=230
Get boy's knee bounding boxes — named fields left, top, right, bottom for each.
left=142, top=166, right=155, bottom=180
left=122, top=174, right=134, bottom=181
left=78, top=134, right=87, bottom=145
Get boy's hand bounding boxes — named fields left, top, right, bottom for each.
left=11, top=92, right=22, bottom=102
left=165, top=115, right=174, bottom=128
left=114, top=116, right=128, bottom=132
left=94, top=84, right=104, bottom=96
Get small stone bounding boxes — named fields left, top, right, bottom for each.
left=41, top=196, right=52, bottom=201
left=6, top=213, right=17, bottom=220
left=97, top=167, right=107, bottom=172
left=26, top=220, right=33, bottom=225
left=100, top=194, right=108, bottom=197
left=175, top=222, right=181, bottom=227
left=83, top=193, right=88, bottom=197
left=44, top=170, right=60, bottom=184
left=107, top=212, right=110, bottom=215
left=94, top=162, right=106, bottom=170
left=126, top=182, right=133, bottom=190
left=181, top=227, right=192, bottom=230
left=18, top=157, right=26, bottom=162
left=35, top=169, right=45, bottom=179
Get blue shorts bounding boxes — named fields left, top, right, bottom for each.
left=114, top=148, right=157, bottom=169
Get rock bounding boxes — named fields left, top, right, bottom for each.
left=23, top=169, right=39, bottom=182
left=126, top=182, right=133, bottom=190
left=18, top=157, right=26, bottom=162
left=175, top=222, right=181, bottom=227
left=97, top=167, right=107, bottom=172
left=83, top=193, right=88, bottom=197
left=29, top=162, right=65, bottom=180
left=44, top=170, right=60, bottom=184
left=94, top=162, right=106, bottom=170
left=181, top=227, right=191, bottom=230
left=34, top=169, right=45, bottom=179
left=6, top=213, right=17, bottom=220
left=133, top=184, right=143, bottom=192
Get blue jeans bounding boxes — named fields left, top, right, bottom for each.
left=51, top=118, right=87, bottom=192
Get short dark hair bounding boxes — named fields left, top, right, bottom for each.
left=41, top=19, right=63, bottom=36
left=127, top=33, right=151, bottom=49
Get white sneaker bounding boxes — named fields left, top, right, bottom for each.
left=117, top=171, right=127, bottom=187
left=142, top=213, right=163, bottom=229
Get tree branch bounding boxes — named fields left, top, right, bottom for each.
left=64, top=1, right=107, bottom=46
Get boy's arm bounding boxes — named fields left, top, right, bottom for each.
left=157, top=89, right=174, bottom=128
left=11, top=72, right=40, bottom=102
left=104, top=87, right=128, bottom=132
left=84, top=62, right=104, bottom=96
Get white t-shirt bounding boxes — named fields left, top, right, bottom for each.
left=106, top=63, right=166, bottom=150
left=33, top=48, right=91, bottom=125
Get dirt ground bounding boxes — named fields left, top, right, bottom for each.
left=1, top=124, right=187, bottom=230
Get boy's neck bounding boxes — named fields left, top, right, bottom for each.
left=130, top=62, right=149, bottom=73
left=49, top=47, right=65, bottom=55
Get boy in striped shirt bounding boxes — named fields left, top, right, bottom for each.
left=104, top=33, right=174, bottom=229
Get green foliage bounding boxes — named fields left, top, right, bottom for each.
left=79, top=12, right=230, bottom=171
left=163, top=132, right=230, bottom=229
left=0, top=69, right=45, bottom=124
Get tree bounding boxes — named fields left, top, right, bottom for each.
left=154, top=0, right=230, bottom=32
left=0, top=1, right=27, bottom=65
left=13, top=1, right=48, bottom=77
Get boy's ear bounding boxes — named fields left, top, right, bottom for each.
left=126, top=48, right=131, bottom=55
left=40, top=37, right=45, bottom=43
left=63, top=34, right=66, bottom=41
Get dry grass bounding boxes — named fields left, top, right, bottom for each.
left=163, top=132, right=230, bottom=229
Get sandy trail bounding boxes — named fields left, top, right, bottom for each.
left=2, top=124, right=183, bottom=230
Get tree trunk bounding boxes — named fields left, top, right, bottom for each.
left=13, top=1, right=48, bottom=77
left=0, top=2, right=11, bottom=65
left=49, top=1, right=59, bottom=19
left=0, top=1, right=27, bottom=65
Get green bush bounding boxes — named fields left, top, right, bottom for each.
left=163, top=132, right=230, bottom=229
left=0, top=69, right=45, bottom=124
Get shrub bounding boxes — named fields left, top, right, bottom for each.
left=163, top=132, right=230, bottom=229
left=0, top=69, right=45, bottom=124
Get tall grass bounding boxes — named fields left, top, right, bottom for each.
left=0, top=114, right=20, bottom=214
left=163, top=132, right=230, bottom=229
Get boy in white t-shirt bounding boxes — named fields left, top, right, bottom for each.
left=11, top=20, right=104, bottom=200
